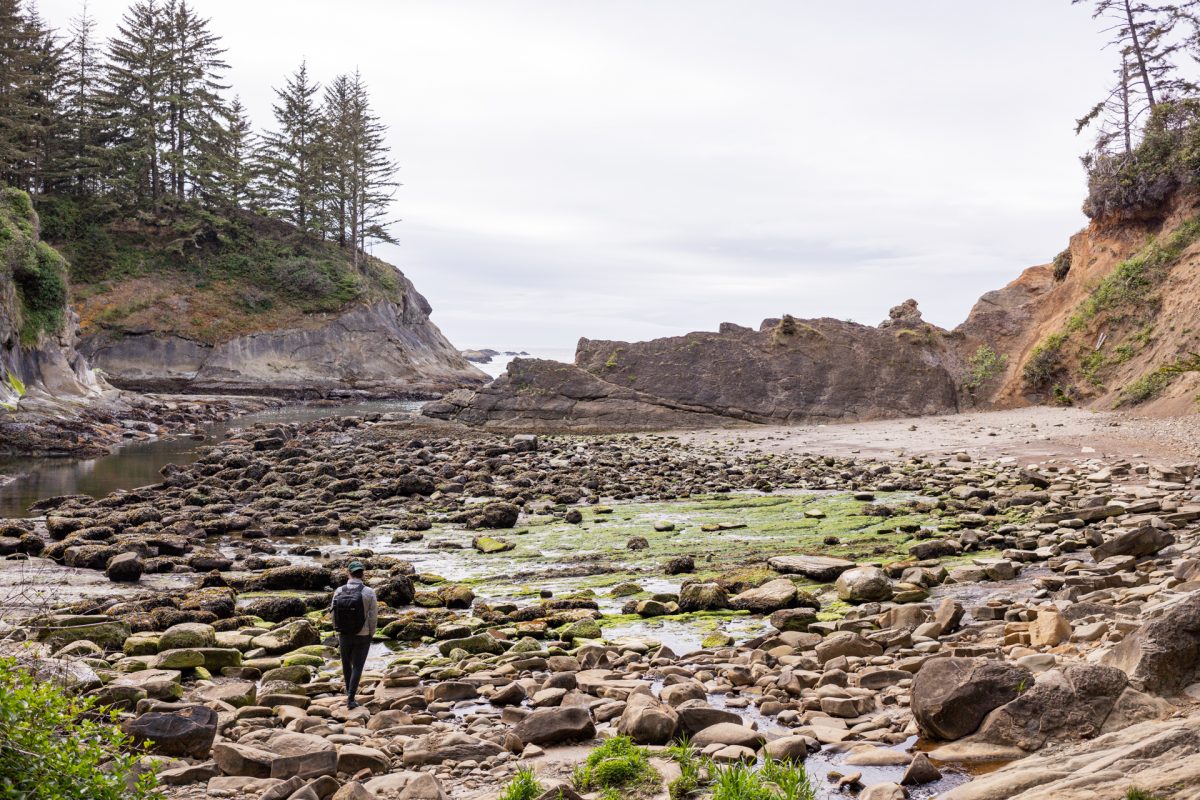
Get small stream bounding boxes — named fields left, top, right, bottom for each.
left=0, top=400, right=424, bottom=518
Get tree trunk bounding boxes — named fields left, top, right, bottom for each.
left=1124, top=0, right=1157, bottom=108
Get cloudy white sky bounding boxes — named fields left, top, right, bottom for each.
left=41, top=0, right=1116, bottom=350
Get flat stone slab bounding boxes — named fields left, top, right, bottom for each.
left=767, top=555, right=856, bottom=581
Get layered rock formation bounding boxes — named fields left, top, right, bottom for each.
left=81, top=291, right=484, bottom=397
left=426, top=304, right=962, bottom=431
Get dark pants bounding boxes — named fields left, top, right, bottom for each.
left=339, top=634, right=372, bottom=701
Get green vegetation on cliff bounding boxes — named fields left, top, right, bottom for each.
left=1022, top=218, right=1200, bottom=405
left=36, top=194, right=405, bottom=343
left=1, top=188, right=68, bottom=345
left=0, top=0, right=406, bottom=346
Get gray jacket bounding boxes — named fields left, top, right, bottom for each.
left=331, top=577, right=378, bottom=637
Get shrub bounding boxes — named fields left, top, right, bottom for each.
left=1051, top=248, right=1072, bottom=281
left=965, top=344, right=1008, bottom=392
left=1118, top=353, right=1200, bottom=406
left=1082, top=100, right=1200, bottom=221
left=499, top=766, right=543, bottom=800
left=0, top=657, right=160, bottom=799
left=573, top=736, right=657, bottom=793
left=1022, top=334, right=1067, bottom=389
left=1125, top=789, right=1164, bottom=800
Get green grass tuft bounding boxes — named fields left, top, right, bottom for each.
left=499, top=766, right=543, bottom=800
left=573, top=736, right=658, bottom=793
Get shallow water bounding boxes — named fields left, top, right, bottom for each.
left=0, top=400, right=423, bottom=518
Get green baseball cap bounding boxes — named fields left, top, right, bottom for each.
left=348, top=561, right=365, bottom=573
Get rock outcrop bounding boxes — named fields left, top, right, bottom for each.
left=426, top=305, right=961, bottom=431
left=0, top=188, right=107, bottom=410
left=81, top=294, right=485, bottom=397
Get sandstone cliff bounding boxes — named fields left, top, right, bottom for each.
left=425, top=303, right=963, bottom=431
left=957, top=190, right=1200, bottom=413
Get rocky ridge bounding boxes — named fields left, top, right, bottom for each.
left=425, top=302, right=964, bottom=432
left=5, top=415, right=1200, bottom=799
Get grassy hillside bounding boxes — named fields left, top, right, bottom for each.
left=34, top=196, right=408, bottom=345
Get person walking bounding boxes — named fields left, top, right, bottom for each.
left=330, top=561, right=377, bottom=708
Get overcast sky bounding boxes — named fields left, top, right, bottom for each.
left=40, top=0, right=1116, bottom=349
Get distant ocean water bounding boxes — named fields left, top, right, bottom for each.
left=472, top=346, right=576, bottom=379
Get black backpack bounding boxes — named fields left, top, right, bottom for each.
left=332, top=583, right=366, bottom=634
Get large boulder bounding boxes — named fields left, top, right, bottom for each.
left=513, top=706, right=596, bottom=746
left=250, top=619, right=320, bottom=654
left=465, top=502, right=519, bottom=530
left=835, top=566, right=893, bottom=603
left=615, top=693, right=678, bottom=744
left=729, top=579, right=798, bottom=613
left=815, top=632, right=883, bottom=665
left=215, top=730, right=336, bottom=780
left=912, top=657, right=1033, bottom=741
left=158, top=622, right=217, bottom=651
left=106, top=552, right=143, bottom=583
left=1090, top=526, right=1175, bottom=563
left=255, top=565, right=332, bottom=591
left=971, top=665, right=1132, bottom=751
left=437, top=633, right=505, bottom=657
left=33, top=616, right=130, bottom=651
left=241, top=595, right=308, bottom=623
left=123, top=705, right=217, bottom=758
left=376, top=575, right=415, bottom=607
left=767, top=555, right=855, bottom=581
left=401, top=731, right=506, bottom=766
left=1103, top=593, right=1200, bottom=694
left=678, top=583, right=729, bottom=612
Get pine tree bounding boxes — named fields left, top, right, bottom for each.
left=1074, top=0, right=1195, bottom=149
left=61, top=1, right=103, bottom=195
left=260, top=61, right=325, bottom=234
left=206, top=94, right=255, bottom=208
left=100, top=0, right=170, bottom=206
left=17, top=4, right=67, bottom=194
left=348, top=70, right=397, bottom=258
left=161, top=0, right=229, bottom=201
left=0, top=0, right=46, bottom=190
left=321, top=73, right=354, bottom=246
left=319, top=70, right=396, bottom=262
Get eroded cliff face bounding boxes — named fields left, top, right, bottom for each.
left=0, top=189, right=106, bottom=410
left=426, top=303, right=963, bottom=431
left=957, top=191, right=1200, bottom=413
left=80, top=280, right=486, bottom=397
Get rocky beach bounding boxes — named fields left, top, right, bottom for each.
left=4, top=405, right=1200, bottom=800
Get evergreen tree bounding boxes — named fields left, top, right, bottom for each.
left=61, top=2, right=103, bottom=195
left=260, top=61, right=325, bottom=234
left=17, top=4, right=67, bottom=194
left=208, top=94, right=255, bottom=208
left=348, top=70, right=397, bottom=258
left=1074, top=1, right=1195, bottom=150
left=161, top=0, right=229, bottom=201
left=99, top=0, right=169, bottom=206
left=320, top=70, right=396, bottom=261
left=0, top=0, right=57, bottom=191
